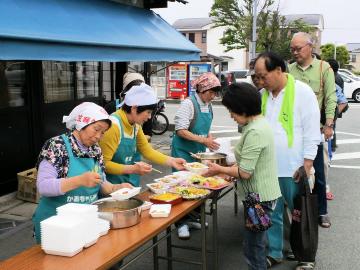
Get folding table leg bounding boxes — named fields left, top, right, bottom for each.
left=153, top=236, right=159, bottom=270
left=200, top=202, right=207, bottom=270
left=212, top=198, right=219, bottom=270
left=234, top=180, right=238, bottom=215
left=166, top=227, right=173, bottom=270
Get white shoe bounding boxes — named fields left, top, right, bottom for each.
left=187, top=221, right=209, bottom=230
left=177, top=224, right=190, bottom=240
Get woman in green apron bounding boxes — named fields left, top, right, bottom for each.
left=32, top=103, right=132, bottom=243
left=171, top=72, right=221, bottom=164
left=100, top=83, right=186, bottom=187
left=171, top=72, right=221, bottom=239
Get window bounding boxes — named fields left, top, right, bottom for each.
left=351, top=54, right=357, bottom=63
left=43, top=61, right=74, bottom=103
left=221, top=62, right=228, bottom=72
left=102, top=62, right=113, bottom=103
left=1, top=61, right=27, bottom=108
left=201, top=32, right=206, bottom=43
left=76, top=62, right=100, bottom=99
left=188, top=33, right=195, bottom=43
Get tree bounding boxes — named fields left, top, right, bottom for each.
left=320, top=43, right=350, bottom=68
left=210, top=0, right=315, bottom=60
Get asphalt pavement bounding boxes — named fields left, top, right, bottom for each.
left=1, top=101, right=360, bottom=270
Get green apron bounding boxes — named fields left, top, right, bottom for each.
left=171, top=95, right=213, bottom=164
left=106, top=114, right=140, bottom=186
left=32, top=134, right=100, bottom=243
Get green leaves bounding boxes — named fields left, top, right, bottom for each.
left=210, top=0, right=314, bottom=60
left=320, top=44, right=350, bottom=68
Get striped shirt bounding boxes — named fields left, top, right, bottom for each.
left=235, top=116, right=281, bottom=202
left=174, top=93, right=210, bottom=131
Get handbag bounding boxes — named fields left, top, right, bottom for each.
left=290, top=166, right=319, bottom=262
left=240, top=176, right=272, bottom=232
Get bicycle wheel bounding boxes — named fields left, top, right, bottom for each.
left=152, top=112, right=169, bottom=135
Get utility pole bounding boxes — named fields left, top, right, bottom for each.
left=250, top=0, right=258, bottom=60
left=334, top=43, right=337, bottom=60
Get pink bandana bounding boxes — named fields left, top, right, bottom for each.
left=191, top=72, right=221, bottom=92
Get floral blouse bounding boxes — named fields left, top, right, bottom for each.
left=36, top=132, right=105, bottom=178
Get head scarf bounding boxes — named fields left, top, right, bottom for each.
left=62, top=102, right=111, bottom=131
left=191, top=72, right=221, bottom=92
left=123, top=72, right=145, bottom=90
left=118, top=83, right=157, bottom=108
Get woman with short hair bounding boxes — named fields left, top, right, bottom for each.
left=205, top=83, right=281, bottom=270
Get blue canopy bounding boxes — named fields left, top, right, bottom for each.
left=0, top=0, right=200, bottom=61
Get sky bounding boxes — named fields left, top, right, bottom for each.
left=154, top=0, right=360, bottom=46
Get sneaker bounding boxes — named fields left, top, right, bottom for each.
left=177, top=224, right=190, bottom=240
left=187, top=221, right=209, bottom=230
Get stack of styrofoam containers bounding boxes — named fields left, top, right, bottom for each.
left=56, top=203, right=101, bottom=248
left=41, top=215, right=86, bottom=257
left=40, top=203, right=110, bottom=257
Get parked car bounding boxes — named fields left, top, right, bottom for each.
left=230, top=69, right=249, bottom=83
left=339, top=73, right=360, bottom=102
left=339, top=69, right=360, bottom=81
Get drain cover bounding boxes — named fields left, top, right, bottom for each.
left=0, top=218, right=25, bottom=235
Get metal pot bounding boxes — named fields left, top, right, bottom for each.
left=93, top=198, right=143, bottom=229
left=193, top=152, right=227, bottom=166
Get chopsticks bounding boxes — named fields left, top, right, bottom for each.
left=134, top=162, right=162, bottom=174
left=189, top=152, right=200, bottom=159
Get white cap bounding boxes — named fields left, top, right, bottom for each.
left=119, top=83, right=157, bottom=108
left=123, top=72, right=145, bottom=90
left=62, top=102, right=111, bottom=131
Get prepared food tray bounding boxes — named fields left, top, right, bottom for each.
left=149, top=193, right=183, bottom=205
left=169, top=186, right=210, bottom=200
left=154, top=176, right=183, bottom=186
left=188, top=175, right=230, bottom=190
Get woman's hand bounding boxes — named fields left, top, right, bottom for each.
left=202, top=134, right=220, bottom=151
left=111, top=183, right=133, bottom=192
left=202, top=162, right=223, bottom=177
left=78, top=172, right=102, bottom=187
left=167, top=157, right=186, bottom=171
left=133, top=161, right=152, bottom=175
left=100, top=182, right=134, bottom=195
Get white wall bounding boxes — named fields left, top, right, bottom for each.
left=206, top=25, right=247, bottom=70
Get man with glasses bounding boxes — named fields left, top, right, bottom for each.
left=254, top=51, right=320, bottom=270
left=288, top=32, right=337, bottom=230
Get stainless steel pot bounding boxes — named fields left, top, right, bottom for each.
left=192, top=152, right=227, bottom=166
left=93, top=198, right=143, bottom=229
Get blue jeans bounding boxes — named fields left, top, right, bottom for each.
left=267, top=177, right=299, bottom=260
left=313, top=144, right=327, bottom=216
left=243, top=200, right=276, bottom=270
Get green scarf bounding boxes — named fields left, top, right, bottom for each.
left=261, top=73, right=295, bottom=147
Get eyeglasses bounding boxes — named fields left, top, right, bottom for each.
left=290, top=44, right=310, bottom=53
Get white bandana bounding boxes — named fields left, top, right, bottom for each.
left=119, top=83, right=157, bottom=108
left=62, top=102, right=110, bottom=131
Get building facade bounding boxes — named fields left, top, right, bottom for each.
left=0, top=0, right=199, bottom=195
left=346, top=43, right=360, bottom=72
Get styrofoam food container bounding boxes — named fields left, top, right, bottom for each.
left=184, top=162, right=209, bottom=174
left=146, top=182, right=168, bottom=194
left=149, top=204, right=172, bottom=218
left=110, top=187, right=141, bottom=201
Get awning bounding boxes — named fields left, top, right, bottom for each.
left=0, top=0, right=200, bottom=62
